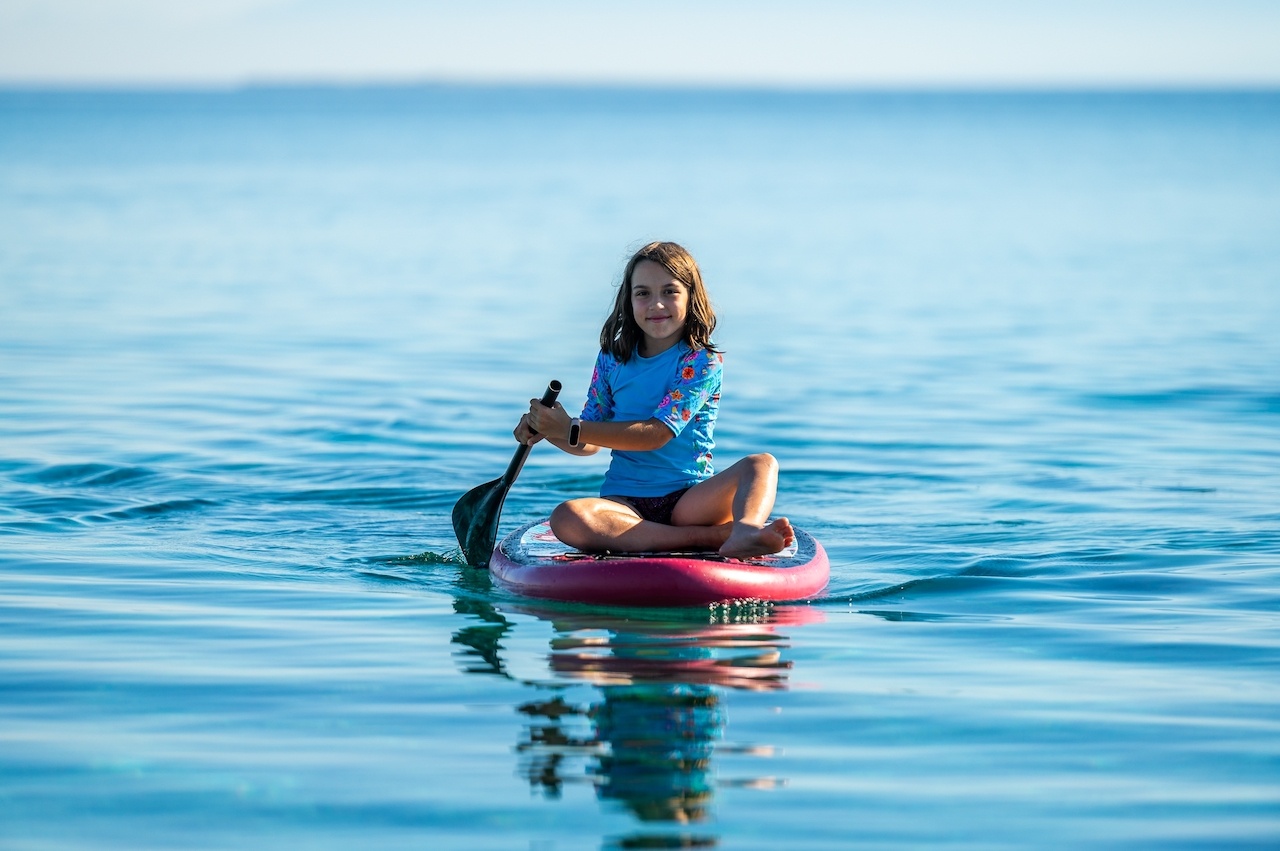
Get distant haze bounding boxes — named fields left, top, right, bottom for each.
left=2, top=0, right=1279, bottom=89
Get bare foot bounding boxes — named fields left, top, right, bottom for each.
left=718, top=517, right=795, bottom=559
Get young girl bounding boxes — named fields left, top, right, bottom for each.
left=515, top=241, right=794, bottom=559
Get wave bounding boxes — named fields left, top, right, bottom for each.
left=1076, top=385, right=1280, bottom=415
left=19, top=462, right=159, bottom=488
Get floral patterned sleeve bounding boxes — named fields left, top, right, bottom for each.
left=655, top=348, right=723, bottom=435
left=580, top=350, right=617, bottom=422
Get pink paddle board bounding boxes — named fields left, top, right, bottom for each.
left=489, top=519, right=830, bottom=606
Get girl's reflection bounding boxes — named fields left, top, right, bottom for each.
left=587, top=682, right=720, bottom=824
left=453, top=598, right=822, bottom=829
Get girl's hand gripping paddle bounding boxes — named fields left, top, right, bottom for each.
left=452, top=381, right=561, bottom=568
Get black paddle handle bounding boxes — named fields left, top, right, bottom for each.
left=501, top=380, right=561, bottom=485
left=527, top=380, right=562, bottom=437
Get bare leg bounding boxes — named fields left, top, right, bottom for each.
left=550, top=498, right=731, bottom=553
left=672, top=454, right=794, bottom=558
left=550, top=454, right=794, bottom=559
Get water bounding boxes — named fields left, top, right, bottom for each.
left=2, top=86, right=1278, bottom=849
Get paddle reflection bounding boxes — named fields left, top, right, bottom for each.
left=451, top=600, right=822, bottom=839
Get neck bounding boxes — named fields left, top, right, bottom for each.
left=640, top=336, right=681, bottom=358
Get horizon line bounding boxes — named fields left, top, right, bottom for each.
left=3, top=76, right=1280, bottom=96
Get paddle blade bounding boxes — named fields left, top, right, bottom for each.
left=451, top=477, right=508, bottom=568
left=451, top=380, right=561, bottom=568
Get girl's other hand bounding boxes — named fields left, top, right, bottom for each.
left=526, top=399, right=571, bottom=442
left=513, top=413, right=543, bottom=446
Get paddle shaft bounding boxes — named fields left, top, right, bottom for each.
left=501, top=381, right=561, bottom=486
left=452, top=380, right=562, bottom=567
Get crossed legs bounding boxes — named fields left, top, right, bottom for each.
left=549, top=453, right=795, bottom=559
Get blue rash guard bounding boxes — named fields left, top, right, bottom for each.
left=580, top=342, right=722, bottom=498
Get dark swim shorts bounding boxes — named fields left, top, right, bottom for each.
left=605, top=488, right=691, bottom=526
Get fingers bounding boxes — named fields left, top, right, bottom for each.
left=513, top=414, right=544, bottom=446
left=526, top=399, right=567, bottom=438
left=514, top=426, right=544, bottom=446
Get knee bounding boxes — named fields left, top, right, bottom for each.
left=744, top=453, right=778, bottom=477
left=549, top=501, right=590, bottom=547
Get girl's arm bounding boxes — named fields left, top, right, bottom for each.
left=514, top=412, right=600, bottom=456
left=574, top=418, right=672, bottom=452
left=519, top=402, right=672, bottom=454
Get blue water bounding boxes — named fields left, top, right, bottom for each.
left=2, top=86, right=1278, bottom=849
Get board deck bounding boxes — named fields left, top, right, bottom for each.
left=489, top=519, right=830, bottom=606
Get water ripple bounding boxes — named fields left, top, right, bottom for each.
left=19, top=462, right=160, bottom=487
left=1077, top=385, right=1280, bottom=415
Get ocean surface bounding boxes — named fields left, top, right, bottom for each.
left=1, top=85, right=1278, bottom=849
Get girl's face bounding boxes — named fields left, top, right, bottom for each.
left=630, top=260, right=689, bottom=356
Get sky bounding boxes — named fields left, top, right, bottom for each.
left=1, top=0, right=1278, bottom=89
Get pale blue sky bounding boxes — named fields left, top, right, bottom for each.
left=1, top=0, right=1277, bottom=88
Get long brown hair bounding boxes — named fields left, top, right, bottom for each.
left=600, top=241, right=719, bottom=363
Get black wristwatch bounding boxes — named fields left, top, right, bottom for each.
left=568, top=417, right=582, bottom=447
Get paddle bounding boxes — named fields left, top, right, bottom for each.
left=452, top=380, right=562, bottom=568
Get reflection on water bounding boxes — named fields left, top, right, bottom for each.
left=452, top=599, right=823, bottom=846
left=451, top=594, right=514, bottom=678
left=519, top=686, right=719, bottom=826
left=543, top=611, right=798, bottom=692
